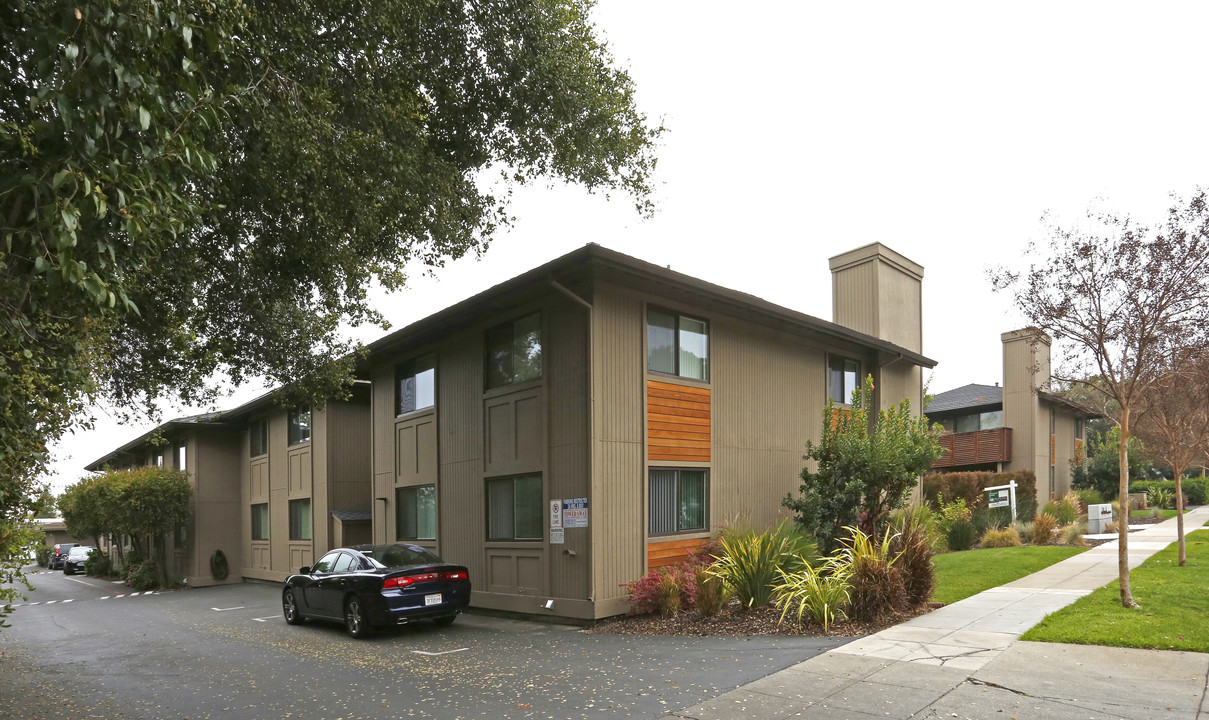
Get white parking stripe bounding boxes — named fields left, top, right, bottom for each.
left=411, top=648, right=469, bottom=656
left=211, top=606, right=244, bottom=612
left=252, top=616, right=278, bottom=622
left=44, top=600, right=57, bottom=605
left=61, top=599, right=73, bottom=603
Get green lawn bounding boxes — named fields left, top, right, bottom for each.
left=1021, top=530, right=1209, bottom=652
left=1129, top=508, right=1179, bottom=519
left=931, top=546, right=1087, bottom=605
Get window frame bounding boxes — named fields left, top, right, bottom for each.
left=484, top=312, right=544, bottom=390
left=646, top=307, right=710, bottom=382
left=395, top=484, right=438, bottom=541
left=395, top=353, right=437, bottom=417
left=647, top=468, right=709, bottom=537
left=485, top=474, right=543, bottom=542
left=251, top=503, right=270, bottom=541
left=176, top=442, right=187, bottom=471
left=288, top=498, right=312, bottom=541
left=288, top=408, right=312, bottom=446
left=250, top=418, right=268, bottom=457
left=826, top=354, right=862, bottom=405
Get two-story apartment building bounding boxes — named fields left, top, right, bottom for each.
left=926, top=329, right=1099, bottom=500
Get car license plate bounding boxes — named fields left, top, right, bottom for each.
left=424, top=593, right=442, bottom=606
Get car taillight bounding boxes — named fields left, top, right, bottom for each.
left=383, top=572, right=441, bottom=589
left=443, top=570, right=467, bottom=581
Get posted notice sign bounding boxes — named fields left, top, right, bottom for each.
left=562, top=498, right=589, bottom=528
left=987, top=489, right=1009, bottom=508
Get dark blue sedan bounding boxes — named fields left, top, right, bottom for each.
left=282, top=544, right=471, bottom=638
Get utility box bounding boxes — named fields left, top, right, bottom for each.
left=1088, top=503, right=1113, bottom=534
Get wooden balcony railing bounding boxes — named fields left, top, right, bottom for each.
left=932, top=427, right=1013, bottom=469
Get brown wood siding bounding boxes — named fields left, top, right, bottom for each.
left=547, top=300, right=590, bottom=601
left=932, top=428, right=1014, bottom=468
left=647, top=537, right=707, bottom=569
left=647, top=380, right=711, bottom=462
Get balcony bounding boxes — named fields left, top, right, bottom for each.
left=933, top=427, right=1013, bottom=469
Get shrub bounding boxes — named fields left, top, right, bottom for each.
left=1015, top=521, right=1035, bottom=544
left=126, top=561, right=160, bottom=591
left=980, top=526, right=1023, bottom=548
left=887, top=507, right=936, bottom=606
left=843, top=526, right=906, bottom=622
left=886, top=504, right=943, bottom=553
left=35, top=546, right=51, bottom=567
left=773, top=555, right=851, bottom=632
left=936, top=496, right=971, bottom=533
left=694, top=567, right=727, bottom=618
left=1031, top=512, right=1057, bottom=545
left=1105, top=520, right=1119, bottom=534
left=1074, top=489, right=1104, bottom=508
left=1131, top=479, right=1207, bottom=506
left=710, top=520, right=816, bottom=609
left=922, top=470, right=1038, bottom=520
left=656, top=572, right=682, bottom=617
left=1060, top=522, right=1088, bottom=547
left=1149, top=487, right=1174, bottom=510
left=1152, top=508, right=1162, bottom=519
left=85, top=550, right=113, bottom=577
left=624, top=563, right=697, bottom=616
left=1043, top=499, right=1077, bottom=525
left=972, top=506, right=1010, bottom=536
left=946, top=520, right=977, bottom=551
left=1059, top=493, right=1082, bottom=521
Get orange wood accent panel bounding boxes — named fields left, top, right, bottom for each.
left=933, top=428, right=1013, bottom=468
left=1050, top=434, right=1056, bottom=466
left=648, top=380, right=711, bottom=462
left=647, top=537, right=708, bottom=569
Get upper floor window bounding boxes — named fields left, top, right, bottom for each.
left=485, top=313, right=542, bottom=389
left=396, top=354, right=436, bottom=416
left=827, top=355, right=861, bottom=404
left=953, top=410, right=1003, bottom=433
left=154, top=451, right=164, bottom=468
left=176, top=442, right=187, bottom=471
left=288, top=408, right=311, bottom=446
left=647, top=309, right=709, bottom=381
left=250, top=418, right=268, bottom=457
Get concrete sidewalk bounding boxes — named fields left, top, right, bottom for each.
left=675, top=507, right=1209, bottom=720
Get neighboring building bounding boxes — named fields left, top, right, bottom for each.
left=362, top=243, right=933, bottom=620
left=84, top=412, right=242, bottom=587
left=926, top=329, right=1098, bottom=500
left=35, top=517, right=83, bottom=551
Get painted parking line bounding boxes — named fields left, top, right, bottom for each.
left=252, top=616, right=279, bottom=622
left=211, top=606, right=245, bottom=612
left=410, top=648, right=469, bottom=657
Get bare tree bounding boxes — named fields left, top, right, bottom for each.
left=1134, top=351, right=1209, bottom=566
left=992, top=193, right=1209, bottom=608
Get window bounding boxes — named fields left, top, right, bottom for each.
left=647, top=309, right=709, bottom=381
left=396, top=354, right=436, bottom=416
left=951, top=410, right=1003, bottom=433
left=154, top=452, right=164, bottom=468
left=176, top=442, right=187, bottom=471
left=396, top=485, right=437, bottom=541
left=288, top=408, right=311, bottom=445
left=289, top=498, right=312, bottom=541
left=251, top=503, right=269, bottom=541
left=954, top=414, right=979, bottom=433
left=311, top=551, right=340, bottom=574
left=648, top=468, right=707, bottom=535
left=485, top=313, right=542, bottom=389
left=1075, top=418, right=1085, bottom=439
left=250, top=418, right=268, bottom=457
left=331, top=553, right=354, bottom=573
left=486, top=474, right=543, bottom=541
left=827, top=355, right=861, bottom=404
left=979, top=410, right=1004, bottom=430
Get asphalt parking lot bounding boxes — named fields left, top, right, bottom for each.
left=1, top=568, right=848, bottom=719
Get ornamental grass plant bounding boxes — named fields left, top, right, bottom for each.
left=843, top=526, right=906, bottom=622
left=773, top=555, right=851, bottom=632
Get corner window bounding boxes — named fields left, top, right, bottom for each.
left=250, top=418, right=268, bottom=457
left=486, top=474, right=542, bottom=541
left=288, top=408, right=311, bottom=446
left=176, top=442, right=187, bottom=471
left=396, top=485, right=437, bottom=541
left=827, top=355, right=861, bottom=404
left=485, top=313, right=543, bottom=389
left=251, top=503, right=269, bottom=541
left=396, top=354, right=436, bottom=416
left=647, top=309, right=709, bottom=381
left=289, top=498, right=312, bottom=541
left=649, top=468, right=707, bottom=535
left=154, top=452, right=164, bottom=468
left=954, top=414, right=979, bottom=433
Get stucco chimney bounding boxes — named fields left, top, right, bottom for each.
left=1002, top=328, right=1053, bottom=491
left=828, top=243, right=924, bottom=353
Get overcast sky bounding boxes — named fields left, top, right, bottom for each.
left=45, top=2, right=1209, bottom=493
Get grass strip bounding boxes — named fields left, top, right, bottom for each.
left=1021, top=530, right=1209, bottom=652
left=931, top=546, right=1086, bottom=605
left=1129, top=508, right=1179, bottom=519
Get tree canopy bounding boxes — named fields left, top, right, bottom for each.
left=1, top=0, right=661, bottom=604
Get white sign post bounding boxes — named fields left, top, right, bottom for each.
left=984, top=480, right=1018, bottom=522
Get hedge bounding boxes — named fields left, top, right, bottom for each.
left=1129, top=479, right=1207, bottom=506
left=922, top=470, right=1038, bottom=519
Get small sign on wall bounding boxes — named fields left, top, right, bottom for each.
left=563, top=498, right=589, bottom=528
left=549, top=527, right=565, bottom=544
left=550, top=499, right=563, bottom=529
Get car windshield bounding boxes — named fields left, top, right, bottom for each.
left=356, top=544, right=442, bottom=570
left=67, top=547, right=91, bottom=559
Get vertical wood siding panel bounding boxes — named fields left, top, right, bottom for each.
left=832, top=260, right=879, bottom=339
left=547, top=299, right=589, bottom=601
left=267, top=409, right=289, bottom=573
left=326, top=399, right=371, bottom=514
left=437, top=334, right=484, bottom=580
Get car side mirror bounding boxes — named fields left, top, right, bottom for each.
left=299, top=566, right=311, bottom=575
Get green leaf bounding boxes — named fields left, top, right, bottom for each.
left=60, top=208, right=77, bottom=231
left=33, top=256, right=48, bottom=273
left=52, top=170, right=71, bottom=190
left=139, top=106, right=150, bottom=131
left=182, top=25, right=193, bottom=48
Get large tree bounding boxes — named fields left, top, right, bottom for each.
left=1, top=0, right=661, bottom=611
left=1134, top=350, right=1209, bottom=566
left=993, top=194, right=1209, bottom=607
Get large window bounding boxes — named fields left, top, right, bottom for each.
left=485, top=313, right=542, bottom=389
left=176, top=442, right=187, bottom=471
left=647, top=309, right=709, bottom=381
left=949, top=410, right=1004, bottom=433
left=251, top=503, right=269, bottom=541
left=486, top=475, right=542, bottom=541
left=396, top=485, right=437, bottom=540
left=289, top=498, right=312, bottom=541
left=288, top=408, right=311, bottom=445
left=827, top=355, right=861, bottom=404
left=250, top=418, right=268, bottom=457
left=396, top=354, right=436, bottom=416
left=648, top=468, right=707, bottom=535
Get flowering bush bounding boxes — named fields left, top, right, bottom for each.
left=126, top=561, right=160, bottom=591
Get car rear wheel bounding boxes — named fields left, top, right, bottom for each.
left=433, top=614, right=457, bottom=627
left=283, top=589, right=304, bottom=625
left=344, top=595, right=372, bottom=638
